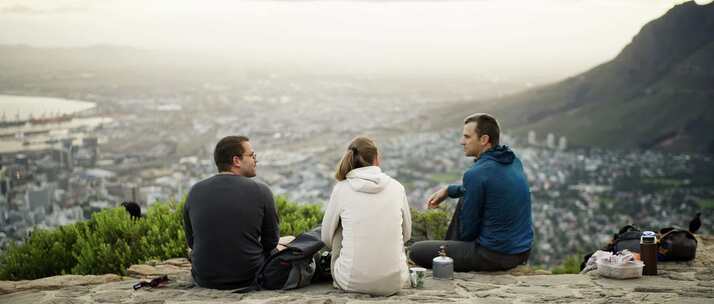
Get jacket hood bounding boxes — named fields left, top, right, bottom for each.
left=479, top=145, right=515, bottom=164
left=346, top=166, right=391, bottom=194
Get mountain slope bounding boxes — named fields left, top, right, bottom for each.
left=444, top=1, right=714, bottom=153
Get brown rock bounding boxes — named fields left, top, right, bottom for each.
left=127, top=263, right=186, bottom=278
left=127, top=264, right=160, bottom=277
left=161, top=258, right=190, bottom=267
left=0, top=281, right=17, bottom=295
left=0, top=274, right=122, bottom=295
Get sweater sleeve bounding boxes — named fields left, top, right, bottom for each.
left=321, top=185, right=342, bottom=249
left=260, top=185, right=280, bottom=255
left=183, top=194, right=194, bottom=249
left=458, top=170, right=485, bottom=242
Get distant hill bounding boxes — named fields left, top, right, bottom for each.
left=442, top=1, right=714, bottom=154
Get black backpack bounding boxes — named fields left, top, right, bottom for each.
left=657, top=227, right=697, bottom=261
left=255, top=226, right=326, bottom=290
left=610, top=225, right=643, bottom=253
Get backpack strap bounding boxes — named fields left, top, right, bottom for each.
left=232, top=284, right=259, bottom=293
left=659, top=229, right=697, bottom=243
left=618, top=225, right=639, bottom=235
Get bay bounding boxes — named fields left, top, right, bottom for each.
left=0, top=95, right=95, bottom=121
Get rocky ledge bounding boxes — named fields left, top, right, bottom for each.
left=1, top=235, right=713, bottom=304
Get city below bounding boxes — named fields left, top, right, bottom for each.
left=0, top=75, right=712, bottom=266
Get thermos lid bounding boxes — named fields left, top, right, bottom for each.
left=641, top=231, right=657, bottom=244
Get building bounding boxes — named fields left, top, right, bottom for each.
left=528, top=130, right=537, bottom=146
left=546, top=133, right=556, bottom=149
left=558, top=136, right=568, bottom=151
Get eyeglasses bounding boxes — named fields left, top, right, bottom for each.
left=133, top=275, right=169, bottom=290
left=243, top=152, right=257, bottom=160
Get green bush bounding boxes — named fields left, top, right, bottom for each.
left=0, top=225, right=80, bottom=280
left=276, top=196, right=324, bottom=236
left=411, top=207, right=451, bottom=241
left=0, top=200, right=188, bottom=280
left=0, top=196, right=328, bottom=280
left=551, top=253, right=583, bottom=274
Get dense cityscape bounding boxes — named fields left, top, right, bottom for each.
left=1, top=75, right=712, bottom=267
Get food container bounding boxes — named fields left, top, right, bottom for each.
left=596, top=260, right=644, bottom=279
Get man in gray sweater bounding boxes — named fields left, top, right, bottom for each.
left=183, top=135, right=280, bottom=290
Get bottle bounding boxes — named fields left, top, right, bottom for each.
left=640, top=231, right=658, bottom=275
left=432, top=245, right=454, bottom=280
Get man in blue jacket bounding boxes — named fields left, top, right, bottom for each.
left=409, top=113, right=533, bottom=271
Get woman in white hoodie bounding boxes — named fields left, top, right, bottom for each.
left=321, top=136, right=412, bottom=296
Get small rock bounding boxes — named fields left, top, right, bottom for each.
left=0, top=281, right=17, bottom=295
left=161, top=258, right=190, bottom=267
left=128, top=265, right=160, bottom=277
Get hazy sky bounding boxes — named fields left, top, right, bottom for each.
left=0, top=0, right=710, bottom=80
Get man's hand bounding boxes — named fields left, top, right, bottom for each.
left=426, top=187, right=448, bottom=209
left=276, top=235, right=295, bottom=252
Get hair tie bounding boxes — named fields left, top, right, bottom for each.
left=349, top=146, right=358, bottom=154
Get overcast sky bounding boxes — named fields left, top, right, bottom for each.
left=0, top=0, right=710, bottom=80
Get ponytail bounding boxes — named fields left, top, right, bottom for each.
left=334, top=136, right=379, bottom=181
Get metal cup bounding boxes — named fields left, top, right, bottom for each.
left=409, top=267, right=426, bottom=288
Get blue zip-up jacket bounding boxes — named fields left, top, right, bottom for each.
left=447, top=145, right=533, bottom=254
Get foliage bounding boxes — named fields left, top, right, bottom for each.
left=551, top=253, right=583, bottom=274
left=0, top=200, right=187, bottom=280
left=275, top=196, right=324, bottom=236
left=0, top=196, right=327, bottom=280
left=0, top=225, right=80, bottom=280
left=410, top=207, right=451, bottom=241
left=698, top=198, right=714, bottom=210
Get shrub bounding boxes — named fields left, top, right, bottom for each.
left=411, top=207, right=451, bottom=241
left=551, top=253, right=583, bottom=274
left=0, top=225, right=80, bottom=280
left=0, top=196, right=326, bottom=280
left=138, top=201, right=187, bottom=262
left=276, top=196, right=324, bottom=236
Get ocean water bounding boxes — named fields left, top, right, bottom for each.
left=0, top=95, right=95, bottom=121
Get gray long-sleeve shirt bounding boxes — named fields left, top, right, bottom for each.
left=183, top=174, right=279, bottom=290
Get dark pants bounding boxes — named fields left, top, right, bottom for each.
left=409, top=198, right=529, bottom=271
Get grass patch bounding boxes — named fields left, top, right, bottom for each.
left=642, top=178, right=688, bottom=188
left=429, top=172, right=461, bottom=183
left=551, top=253, right=583, bottom=274
left=697, top=198, right=714, bottom=210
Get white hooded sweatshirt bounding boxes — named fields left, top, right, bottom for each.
left=321, top=166, right=412, bottom=296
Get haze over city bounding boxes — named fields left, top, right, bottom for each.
left=1, top=0, right=706, bottom=81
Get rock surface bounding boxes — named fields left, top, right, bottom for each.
left=2, top=235, right=713, bottom=303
